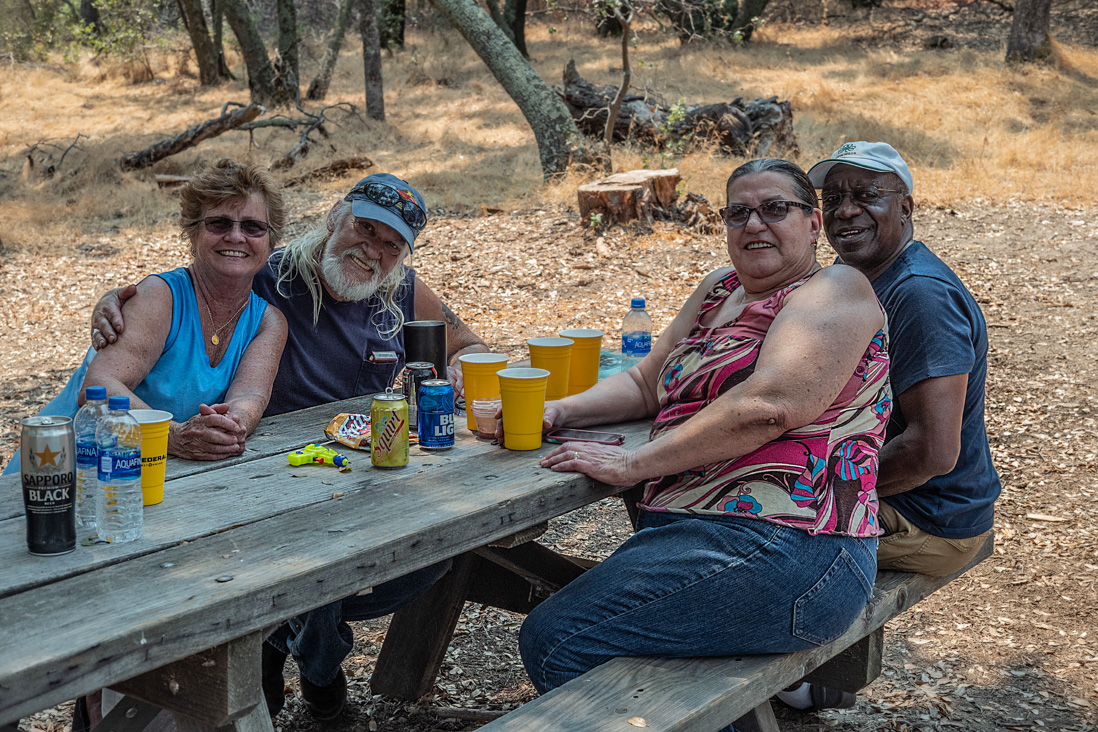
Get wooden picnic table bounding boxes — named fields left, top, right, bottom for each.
left=0, top=394, right=650, bottom=730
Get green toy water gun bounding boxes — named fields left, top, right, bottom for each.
left=288, top=444, right=351, bottom=468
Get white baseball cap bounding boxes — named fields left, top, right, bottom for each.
left=808, top=141, right=914, bottom=194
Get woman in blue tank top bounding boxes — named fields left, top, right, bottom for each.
left=5, top=160, right=287, bottom=468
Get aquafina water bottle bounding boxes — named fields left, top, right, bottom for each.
left=621, top=297, right=653, bottom=370
left=96, top=396, right=143, bottom=543
left=74, top=386, right=109, bottom=534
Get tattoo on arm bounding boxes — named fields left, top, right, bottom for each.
left=440, top=301, right=462, bottom=331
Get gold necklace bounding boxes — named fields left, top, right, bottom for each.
left=203, top=295, right=249, bottom=347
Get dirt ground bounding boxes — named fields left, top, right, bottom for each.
left=6, top=2, right=1098, bottom=730
left=8, top=197, right=1098, bottom=731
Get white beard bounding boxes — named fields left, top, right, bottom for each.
left=321, top=249, right=384, bottom=301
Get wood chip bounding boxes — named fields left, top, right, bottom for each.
left=628, top=718, right=648, bottom=728
left=1026, top=513, right=1067, bottom=522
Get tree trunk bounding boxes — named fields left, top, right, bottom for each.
left=210, top=0, right=235, bottom=80
left=427, top=0, right=596, bottom=178
left=501, top=0, right=528, bottom=58
left=379, top=0, right=407, bottom=48
left=177, top=0, right=224, bottom=85
left=276, top=0, right=300, bottom=96
left=80, top=0, right=102, bottom=33
left=307, top=0, right=355, bottom=100
left=732, top=0, right=769, bottom=42
left=604, top=2, right=634, bottom=153
left=1006, top=0, right=1053, bottom=64
left=221, top=0, right=290, bottom=106
left=360, top=0, right=385, bottom=120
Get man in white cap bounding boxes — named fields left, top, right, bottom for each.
left=777, top=142, right=1001, bottom=712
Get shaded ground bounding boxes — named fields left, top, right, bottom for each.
left=10, top=199, right=1098, bottom=731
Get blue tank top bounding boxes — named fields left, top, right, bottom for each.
left=23, top=268, right=267, bottom=424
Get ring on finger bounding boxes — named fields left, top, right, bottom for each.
left=573, top=451, right=580, bottom=461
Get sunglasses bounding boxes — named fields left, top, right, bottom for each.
left=345, top=181, right=427, bottom=231
left=719, top=200, right=816, bottom=228
left=199, top=216, right=269, bottom=238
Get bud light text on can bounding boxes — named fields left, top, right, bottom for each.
left=20, top=416, right=77, bottom=556
left=402, top=361, right=437, bottom=426
left=371, top=389, right=409, bottom=469
left=417, top=379, right=455, bottom=451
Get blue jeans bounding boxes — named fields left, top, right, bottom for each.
left=267, top=559, right=452, bottom=685
left=519, top=511, right=876, bottom=728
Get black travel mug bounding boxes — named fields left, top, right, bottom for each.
left=403, top=320, right=447, bottom=380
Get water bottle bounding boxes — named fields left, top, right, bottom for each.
left=96, top=396, right=143, bottom=544
left=74, top=386, right=109, bottom=534
left=621, top=297, right=653, bottom=370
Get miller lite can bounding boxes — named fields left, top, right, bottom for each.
left=417, top=379, right=455, bottom=451
left=402, top=361, right=437, bottom=425
left=371, top=389, right=409, bottom=469
left=20, top=416, right=77, bottom=555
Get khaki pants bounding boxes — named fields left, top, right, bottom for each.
left=877, top=501, right=990, bottom=578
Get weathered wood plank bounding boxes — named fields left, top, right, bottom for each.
left=94, top=696, right=162, bottom=732
left=0, top=422, right=520, bottom=599
left=0, top=422, right=650, bottom=724
left=0, top=394, right=382, bottom=521
left=476, top=535, right=993, bottom=732
left=731, top=702, right=780, bottom=732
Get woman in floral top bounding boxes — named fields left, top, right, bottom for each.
left=519, top=159, right=893, bottom=720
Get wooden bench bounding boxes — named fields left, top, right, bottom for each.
left=476, top=532, right=994, bottom=732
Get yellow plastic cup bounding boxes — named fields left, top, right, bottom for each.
left=458, top=353, right=510, bottom=432
left=497, top=367, right=550, bottom=451
left=527, top=337, right=574, bottom=402
left=559, top=329, right=604, bottom=396
left=129, top=409, right=173, bottom=506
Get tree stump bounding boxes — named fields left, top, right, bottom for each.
left=578, top=168, right=680, bottom=228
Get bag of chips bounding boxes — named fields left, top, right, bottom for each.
left=324, top=413, right=371, bottom=450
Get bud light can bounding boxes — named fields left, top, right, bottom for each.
left=402, top=361, right=437, bottom=425
left=371, top=389, right=409, bottom=469
left=417, top=379, right=455, bottom=451
left=20, top=416, right=77, bottom=556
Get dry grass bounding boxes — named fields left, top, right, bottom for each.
left=1, top=9, right=1097, bottom=254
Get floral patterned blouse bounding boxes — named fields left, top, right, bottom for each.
left=639, top=268, right=892, bottom=537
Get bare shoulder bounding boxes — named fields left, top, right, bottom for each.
left=799, top=263, right=877, bottom=302
left=125, top=274, right=174, bottom=314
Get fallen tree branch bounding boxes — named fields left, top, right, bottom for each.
left=282, top=155, right=375, bottom=187
left=22, top=134, right=87, bottom=180
left=431, top=707, right=508, bottom=722
left=271, top=101, right=359, bottom=171
left=118, top=103, right=264, bottom=172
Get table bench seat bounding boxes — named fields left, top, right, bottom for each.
left=477, top=533, right=993, bottom=732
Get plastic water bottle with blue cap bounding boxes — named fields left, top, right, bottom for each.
left=621, top=297, right=653, bottom=370
left=73, top=386, right=109, bottom=533
left=96, top=396, right=143, bottom=543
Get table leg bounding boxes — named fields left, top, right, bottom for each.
left=803, top=626, right=884, bottom=693
left=91, top=696, right=161, bottom=732
left=371, top=552, right=476, bottom=700
left=111, top=632, right=272, bottom=732
left=731, top=700, right=781, bottom=732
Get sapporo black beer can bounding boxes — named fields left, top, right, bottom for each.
left=20, top=416, right=77, bottom=556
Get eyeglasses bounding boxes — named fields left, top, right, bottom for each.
left=719, top=200, right=816, bottom=228
left=199, top=216, right=269, bottom=238
left=345, top=181, right=427, bottom=231
left=351, top=218, right=405, bottom=257
left=820, top=188, right=901, bottom=212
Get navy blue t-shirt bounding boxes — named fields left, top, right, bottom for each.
left=871, top=241, right=1001, bottom=538
left=251, top=250, right=416, bottom=416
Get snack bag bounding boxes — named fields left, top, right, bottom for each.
left=325, top=413, right=372, bottom=450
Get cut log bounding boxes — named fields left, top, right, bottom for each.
left=578, top=168, right=679, bottom=228
left=119, top=103, right=264, bottom=172
left=557, top=60, right=797, bottom=156
left=154, top=174, right=191, bottom=189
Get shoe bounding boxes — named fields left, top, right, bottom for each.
left=808, top=683, right=856, bottom=711
left=776, top=682, right=856, bottom=712
left=261, top=643, right=289, bottom=718
left=300, top=667, right=347, bottom=721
